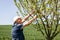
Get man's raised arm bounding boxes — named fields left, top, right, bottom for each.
left=22, top=10, right=35, bottom=23
left=23, top=15, right=37, bottom=27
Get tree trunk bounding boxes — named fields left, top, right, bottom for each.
left=46, top=37, right=53, bottom=40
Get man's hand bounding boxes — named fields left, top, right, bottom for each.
left=30, top=10, right=35, bottom=15
left=34, top=15, right=38, bottom=19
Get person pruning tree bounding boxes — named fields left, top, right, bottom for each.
left=11, top=10, right=37, bottom=40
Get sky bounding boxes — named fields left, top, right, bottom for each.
left=0, top=0, right=60, bottom=25
left=0, top=0, right=19, bottom=25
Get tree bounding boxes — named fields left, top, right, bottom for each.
left=14, top=0, right=60, bottom=40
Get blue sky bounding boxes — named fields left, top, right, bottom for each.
left=0, top=0, right=60, bottom=25
left=0, top=0, right=19, bottom=25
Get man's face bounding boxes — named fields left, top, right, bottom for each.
left=16, top=18, right=22, bottom=24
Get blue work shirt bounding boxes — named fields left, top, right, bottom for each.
left=11, top=23, right=25, bottom=40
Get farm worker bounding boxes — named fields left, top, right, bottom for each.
left=11, top=10, right=37, bottom=40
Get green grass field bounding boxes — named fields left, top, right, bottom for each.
left=0, top=25, right=60, bottom=40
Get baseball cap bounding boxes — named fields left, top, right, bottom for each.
left=13, top=16, right=21, bottom=22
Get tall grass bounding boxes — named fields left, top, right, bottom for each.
left=0, top=25, right=60, bottom=40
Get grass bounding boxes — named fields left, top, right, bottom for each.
left=0, top=24, right=60, bottom=40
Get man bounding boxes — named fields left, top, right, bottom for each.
left=11, top=10, right=37, bottom=40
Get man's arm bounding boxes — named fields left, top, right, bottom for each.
left=22, top=10, right=35, bottom=23
left=23, top=15, right=37, bottom=27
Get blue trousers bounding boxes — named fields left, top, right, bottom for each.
left=12, top=37, right=25, bottom=40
